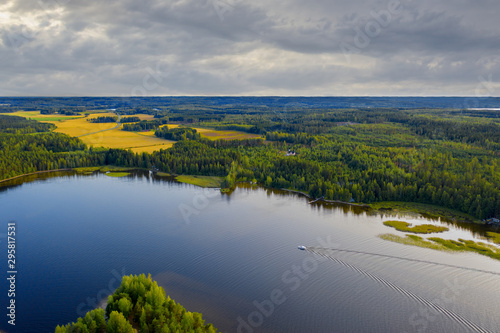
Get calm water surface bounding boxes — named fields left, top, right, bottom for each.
left=0, top=172, right=499, bottom=333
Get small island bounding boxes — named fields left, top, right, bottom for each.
left=379, top=234, right=500, bottom=262
left=383, top=220, right=449, bottom=234
left=55, top=274, right=217, bottom=333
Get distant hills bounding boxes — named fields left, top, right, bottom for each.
left=0, top=96, right=499, bottom=110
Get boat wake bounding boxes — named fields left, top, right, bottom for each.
left=307, top=247, right=493, bottom=333
left=307, top=247, right=500, bottom=276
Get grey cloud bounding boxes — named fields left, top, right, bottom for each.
left=0, top=0, right=499, bottom=96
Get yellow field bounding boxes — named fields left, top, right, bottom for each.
left=7, top=111, right=84, bottom=122
left=135, top=130, right=157, bottom=137
left=34, top=112, right=176, bottom=153
left=80, top=125, right=176, bottom=152
left=162, top=124, right=261, bottom=140
left=162, top=124, right=179, bottom=129
left=131, top=114, right=155, bottom=121
left=191, top=127, right=211, bottom=133
left=192, top=128, right=261, bottom=140
left=85, top=112, right=118, bottom=119
left=130, top=144, right=174, bottom=154
left=47, top=113, right=118, bottom=137
left=5, top=111, right=260, bottom=152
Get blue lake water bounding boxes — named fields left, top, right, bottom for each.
left=0, top=172, right=499, bottom=333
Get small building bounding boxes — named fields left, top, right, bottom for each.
left=485, top=218, right=500, bottom=225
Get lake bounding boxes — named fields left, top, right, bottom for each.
left=1, top=171, right=499, bottom=332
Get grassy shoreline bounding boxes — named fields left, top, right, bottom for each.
left=105, top=172, right=131, bottom=177
left=379, top=233, right=500, bottom=261
left=0, top=168, right=493, bottom=227
left=383, top=220, right=449, bottom=234
left=175, top=175, right=224, bottom=188
left=74, top=165, right=140, bottom=173
left=0, top=169, right=73, bottom=184
left=370, top=201, right=480, bottom=224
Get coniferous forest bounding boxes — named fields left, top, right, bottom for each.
left=1, top=102, right=499, bottom=221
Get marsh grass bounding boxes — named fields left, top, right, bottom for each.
left=74, top=167, right=102, bottom=173
left=100, top=166, right=137, bottom=172
left=74, top=166, right=139, bottom=174
left=105, top=172, right=130, bottom=177
left=486, top=231, right=500, bottom=244
left=379, top=233, right=450, bottom=251
left=175, top=175, right=223, bottom=188
left=383, top=220, right=449, bottom=234
left=380, top=234, right=500, bottom=261
left=155, top=172, right=171, bottom=177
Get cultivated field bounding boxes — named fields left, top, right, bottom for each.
left=132, top=114, right=155, bottom=121
left=190, top=127, right=261, bottom=140
left=135, top=129, right=157, bottom=137
left=34, top=112, right=176, bottom=153
left=80, top=124, right=176, bottom=152
left=175, top=175, right=224, bottom=188
left=161, top=124, right=260, bottom=140
left=5, top=111, right=259, bottom=152
left=8, top=111, right=84, bottom=122
left=130, top=143, right=175, bottom=154
left=49, top=113, right=118, bottom=137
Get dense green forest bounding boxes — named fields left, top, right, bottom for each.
left=1, top=107, right=499, bottom=220
left=155, top=127, right=201, bottom=141
left=122, top=120, right=163, bottom=132
left=120, top=116, right=142, bottom=123
left=0, top=114, right=54, bottom=133
left=0, top=115, right=96, bottom=178
left=88, top=116, right=118, bottom=123
left=55, top=274, right=217, bottom=333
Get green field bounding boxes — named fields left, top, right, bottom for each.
left=6, top=111, right=84, bottom=122
left=74, top=166, right=139, bottom=173
left=192, top=127, right=262, bottom=140
left=175, top=175, right=224, bottom=188
left=105, top=172, right=131, bottom=177
left=383, top=220, right=449, bottom=234
left=74, top=166, right=102, bottom=173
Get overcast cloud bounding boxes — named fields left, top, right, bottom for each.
left=1, top=0, right=499, bottom=96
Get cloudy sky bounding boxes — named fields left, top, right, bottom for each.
left=1, top=0, right=500, bottom=96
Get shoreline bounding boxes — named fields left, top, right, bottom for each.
left=0, top=169, right=73, bottom=184
left=279, top=187, right=370, bottom=208
left=0, top=168, right=487, bottom=226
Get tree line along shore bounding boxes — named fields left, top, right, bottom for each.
left=1, top=105, right=499, bottom=222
